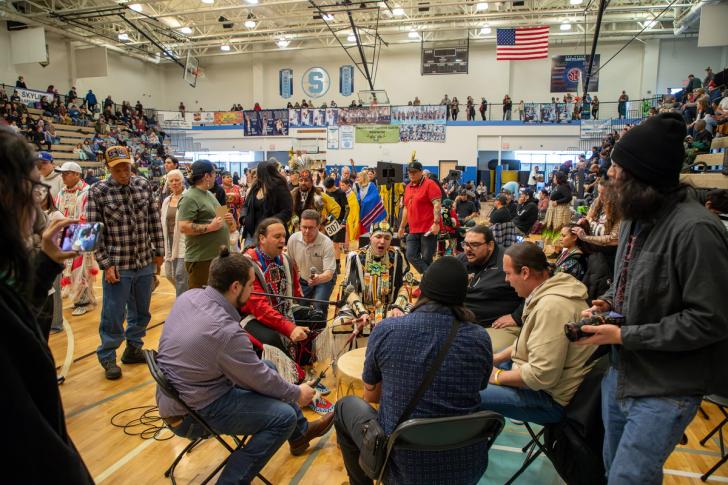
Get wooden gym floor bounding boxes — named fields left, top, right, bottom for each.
left=50, top=257, right=728, bottom=484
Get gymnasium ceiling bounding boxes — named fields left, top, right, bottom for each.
left=0, top=0, right=713, bottom=63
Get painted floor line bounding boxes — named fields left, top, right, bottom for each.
left=663, top=468, right=728, bottom=482
left=94, top=438, right=156, bottom=484
left=288, top=430, right=333, bottom=485
left=66, top=379, right=153, bottom=419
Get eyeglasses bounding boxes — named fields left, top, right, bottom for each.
left=461, top=241, right=487, bottom=249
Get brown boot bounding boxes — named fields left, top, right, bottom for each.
left=289, top=412, right=335, bottom=456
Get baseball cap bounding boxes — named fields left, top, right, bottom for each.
left=38, top=151, right=53, bottom=163
left=189, top=160, right=215, bottom=182
left=56, top=161, right=83, bottom=173
left=407, top=160, right=423, bottom=172
left=105, top=146, right=134, bottom=168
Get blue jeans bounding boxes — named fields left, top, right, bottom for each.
left=300, top=277, right=335, bottom=316
left=97, top=263, right=155, bottom=363
left=405, top=233, right=436, bottom=274
left=479, top=361, right=564, bottom=425
left=601, top=367, right=700, bottom=484
left=164, top=258, right=188, bottom=297
left=171, top=363, right=308, bottom=485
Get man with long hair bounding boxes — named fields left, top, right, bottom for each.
left=334, top=256, right=493, bottom=485
left=576, top=112, right=728, bottom=484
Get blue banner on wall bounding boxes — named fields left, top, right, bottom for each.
left=279, top=69, right=293, bottom=99
left=339, top=65, right=354, bottom=97
left=550, top=55, right=600, bottom=93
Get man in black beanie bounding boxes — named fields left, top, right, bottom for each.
left=333, top=256, right=494, bottom=485
left=574, top=112, right=728, bottom=484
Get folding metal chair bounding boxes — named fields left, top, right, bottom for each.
left=700, top=394, right=728, bottom=481
left=143, top=350, right=272, bottom=485
left=376, top=410, right=505, bottom=485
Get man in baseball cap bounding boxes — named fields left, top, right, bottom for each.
left=87, top=144, right=165, bottom=379
left=37, top=151, right=63, bottom=199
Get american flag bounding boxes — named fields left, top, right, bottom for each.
left=496, top=26, right=550, bottom=60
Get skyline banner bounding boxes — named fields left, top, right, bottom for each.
left=391, top=105, right=447, bottom=125
left=243, top=109, right=289, bottom=136
left=16, top=87, right=50, bottom=106
left=550, top=55, right=600, bottom=93
left=280, top=69, right=293, bottom=99
left=338, top=106, right=391, bottom=125
left=340, top=65, right=354, bottom=96
left=355, top=125, right=400, bottom=143
left=158, top=110, right=193, bottom=129
left=399, top=124, right=446, bottom=143
left=288, top=108, right=339, bottom=127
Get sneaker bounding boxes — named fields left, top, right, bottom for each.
left=71, top=305, right=89, bottom=316
left=102, top=360, right=122, bottom=380
left=121, top=344, right=145, bottom=364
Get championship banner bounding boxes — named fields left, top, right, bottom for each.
left=214, top=111, right=244, bottom=125
left=243, top=109, right=289, bottom=136
left=338, top=106, right=391, bottom=125
left=399, top=124, right=446, bottom=143
left=339, top=65, right=354, bottom=96
left=158, top=111, right=193, bottom=129
left=550, top=55, right=600, bottom=93
left=540, top=104, right=557, bottom=123
left=327, top=126, right=340, bottom=149
left=340, top=125, right=354, bottom=149
left=16, top=87, right=49, bottom=106
left=288, top=108, right=339, bottom=127
left=355, top=125, right=400, bottom=143
left=280, top=69, right=293, bottom=99
left=580, top=120, right=612, bottom=139
left=391, top=105, right=446, bottom=125
left=523, top=103, right=541, bottom=123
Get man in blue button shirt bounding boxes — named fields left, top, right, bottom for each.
left=334, top=256, right=493, bottom=485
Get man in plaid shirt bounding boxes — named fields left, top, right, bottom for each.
left=88, top=146, right=164, bottom=380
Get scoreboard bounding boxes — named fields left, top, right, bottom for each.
left=421, top=39, right=469, bottom=75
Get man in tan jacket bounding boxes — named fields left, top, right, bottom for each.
left=479, top=242, right=595, bottom=424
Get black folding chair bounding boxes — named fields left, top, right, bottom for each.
left=700, top=394, right=728, bottom=481
left=376, top=410, right=505, bottom=485
left=143, top=350, right=272, bottom=485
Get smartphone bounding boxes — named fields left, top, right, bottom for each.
left=61, top=222, right=104, bottom=253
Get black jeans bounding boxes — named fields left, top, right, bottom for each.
left=405, top=233, right=437, bottom=274
left=334, top=396, right=379, bottom=485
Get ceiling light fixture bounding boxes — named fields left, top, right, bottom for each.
left=245, top=0, right=259, bottom=4
left=322, top=13, right=334, bottom=21
left=476, top=2, right=488, bottom=11
left=560, top=22, right=572, bottom=31
left=480, top=25, right=491, bottom=35
left=642, top=19, right=657, bottom=29
left=118, top=32, right=130, bottom=41
left=201, top=0, right=214, bottom=4
left=392, top=6, right=405, bottom=16
left=347, top=34, right=357, bottom=42
left=276, top=38, right=290, bottom=47
left=220, top=44, right=231, bottom=51
left=408, top=30, right=420, bottom=39
left=128, top=3, right=142, bottom=12
left=569, top=0, right=583, bottom=5
left=245, top=14, right=256, bottom=28
left=179, top=26, right=193, bottom=34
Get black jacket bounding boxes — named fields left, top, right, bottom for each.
left=550, top=183, right=572, bottom=204
left=457, top=247, right=523, bottom=326
left=1, top=253, right=93, bottom=484
left=513, top=200, right=538, bottom=234
left=243, top=182, right=293, bottom=238
left=601, top=193, right=728, bottom=398
left=489, top=206, right=512, bottom=224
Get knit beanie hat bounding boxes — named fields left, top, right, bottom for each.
left=419, top=256, right=468, bottom=306
left=610, top=112, right=686, bottom=189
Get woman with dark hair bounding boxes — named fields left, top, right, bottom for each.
left=242, top=160, right=293, bottom=246
left=574, top=178, right=621, bottom=249
left=0, top=128, right=92, bottom=483
left=544, top=171, right=572, bottom=231
left=554, top=223, right=588, bottom=280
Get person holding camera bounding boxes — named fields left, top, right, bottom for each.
left=575, top=113, right=728, bottom=484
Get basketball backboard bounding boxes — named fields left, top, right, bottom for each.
left=184, top=52, right=199, bottom=88
left=358, top=89, right=390, bottom=106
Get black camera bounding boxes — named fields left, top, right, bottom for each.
left=564, top=312, right=625, bottom=342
